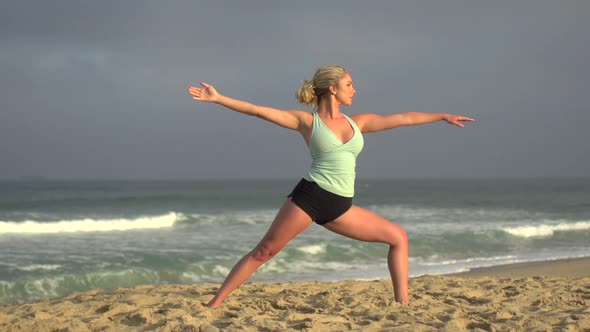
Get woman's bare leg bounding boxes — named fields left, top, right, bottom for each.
left=323, top=205, right=410, bottom=303
left=207, top=198, right=312, bottom=308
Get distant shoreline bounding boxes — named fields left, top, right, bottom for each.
left=450, top=256, right=590, bottom=278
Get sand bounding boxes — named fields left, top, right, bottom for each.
left=1, top=258, right=589, bottom=332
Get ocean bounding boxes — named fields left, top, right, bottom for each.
left=1, top=178, right=589, bottom=304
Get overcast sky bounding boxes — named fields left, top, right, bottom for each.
left=1, top=1, right=588, bottom=180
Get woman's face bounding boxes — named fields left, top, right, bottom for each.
left=333, top=72, right=356, bottom=106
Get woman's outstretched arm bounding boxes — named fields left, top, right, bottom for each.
left=352, top=112, right=475, bottom=133
left=188, top=82, right=310, bottom=131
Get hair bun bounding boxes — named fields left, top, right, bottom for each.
left=296, top=79, right=318, bottom=109
left=296, top=65, right=347, bottom=110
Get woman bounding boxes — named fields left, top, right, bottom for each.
left=187, top=64, right=474, bottom=308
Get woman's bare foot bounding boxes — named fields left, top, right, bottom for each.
left=207, top=298, right=222, bottom=308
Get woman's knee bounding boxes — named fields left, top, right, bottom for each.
left=386, top=224, right=408, bottom=247
left=250, top=241, right=280, bottom=263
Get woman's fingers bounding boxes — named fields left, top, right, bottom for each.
left=450, top=119, right=464, bottom=128
left=187, top=85, right=217, bottom=102
left=449, top=115, right=475, bottom=128
left=187, top=82, right=217, bottom=102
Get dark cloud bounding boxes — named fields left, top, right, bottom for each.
left=1, top=1, right=589, bottom=179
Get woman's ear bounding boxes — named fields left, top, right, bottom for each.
left=329, top=86, right=337, bottom=95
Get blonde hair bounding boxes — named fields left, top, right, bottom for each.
left=296, top=64, right=348, bottom=109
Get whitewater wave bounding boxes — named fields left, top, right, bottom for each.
left=414, top=255, right=518, bottom=267
left=17, top=264, right=63, bottom=272
left=182, top=210, right=278, bottom=226
left=295, top=244, right=327, bottom=255
left=0, top=212, right=179, bottom=234
left=0, top=268, right=164, bottom=304
left=501, top=221, right=590, bottom=238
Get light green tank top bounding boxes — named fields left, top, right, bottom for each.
left=304, top=112, right=364, bottom=197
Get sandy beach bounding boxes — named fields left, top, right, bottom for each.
left=1, top=257, right=589, bottom=332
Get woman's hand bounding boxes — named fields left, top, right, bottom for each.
left=187, top=82, right=220, bottom=103
left=443, top=114, right=475, bottom=128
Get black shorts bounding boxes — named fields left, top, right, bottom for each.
left=287, top=178, right=353, bottom=225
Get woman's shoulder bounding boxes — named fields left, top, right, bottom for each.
left=291, top=109, right=314, bottom=119
left=285, top=109, right=314, bottom=129
left=349, top=112, right=372, bottom=120
left=348, top=112, right=370, bottom=124
left=348, top=113, right=379, bottom=132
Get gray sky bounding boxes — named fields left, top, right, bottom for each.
left=1, top=0, right=589, bottom=180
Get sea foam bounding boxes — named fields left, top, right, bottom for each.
left=501, top=221, right=590, bottom=238
left=0, top=212, right=178, bottom=234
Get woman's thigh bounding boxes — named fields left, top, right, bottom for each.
left=323, top=205, right=407, bottom=245
left=255, top=198, right=313, bottom=251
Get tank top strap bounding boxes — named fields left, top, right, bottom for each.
left=342, top=113, right=360, bottom=132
